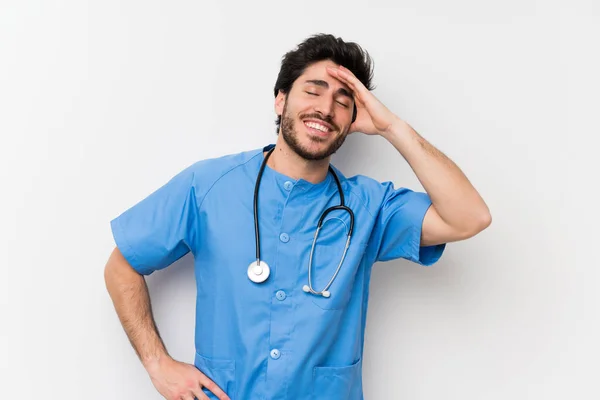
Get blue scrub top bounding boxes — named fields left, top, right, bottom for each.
left=111, top=144, right=445, bottom=399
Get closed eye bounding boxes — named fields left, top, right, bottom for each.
left=305, top=90, right=349, bottom=107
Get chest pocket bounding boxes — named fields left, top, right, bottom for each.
left=303, top=215, right=368, bottom=310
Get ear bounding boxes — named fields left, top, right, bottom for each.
left=274, top=90, right=286, bottom=117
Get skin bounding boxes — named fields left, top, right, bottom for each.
left=268, top=60, right=355, bottom=184
left=104, top=248, right=230, bottom=400
left=104, top=58, right=491, bottom=400
left=270, top=59, right=491, bottom=246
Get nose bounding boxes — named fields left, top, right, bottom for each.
left=314, top=95, right=335, bottom=120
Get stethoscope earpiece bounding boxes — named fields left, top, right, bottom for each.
left=303, top=285, right=331, bottom=298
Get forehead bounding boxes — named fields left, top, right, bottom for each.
left=295, top=60, right=352, bottom=93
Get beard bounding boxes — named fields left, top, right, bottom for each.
left=280, top=101, right=347, bottom=161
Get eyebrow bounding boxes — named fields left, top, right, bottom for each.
left=304, top=79, right=353, bottom=99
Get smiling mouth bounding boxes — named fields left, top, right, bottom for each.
left=303, top=120, right=334, bottom=136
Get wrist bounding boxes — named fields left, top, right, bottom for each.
left=381, top=117, right=411, bottom=141
left=143, top=351, right=173, bottom=376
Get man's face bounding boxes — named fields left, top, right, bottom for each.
left=275, top=59, right=355, bottom=161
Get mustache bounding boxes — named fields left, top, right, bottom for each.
left=300, top=113, right=338, bottom=132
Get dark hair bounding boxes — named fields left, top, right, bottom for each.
left=273, top=33, right=374, bottom=131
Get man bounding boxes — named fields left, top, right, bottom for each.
left=105, top=33, right=491, bottom=400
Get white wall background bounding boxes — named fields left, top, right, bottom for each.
left=1, top=1, right=598, bottom=399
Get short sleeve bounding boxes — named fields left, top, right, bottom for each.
left=110, top=164, right=200, bottom=275
left=371, top=183, right=445, bottom=265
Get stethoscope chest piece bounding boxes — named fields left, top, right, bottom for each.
left=248, top=260, right=270, bottom=283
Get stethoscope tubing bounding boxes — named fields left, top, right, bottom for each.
left=252, top=146, right=354, bottom=298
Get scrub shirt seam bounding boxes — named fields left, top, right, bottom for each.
left=270, top=180, right=291, bottom=386
left=197, top=153, right=262, bottom=211
left=263, top=165, right=289, bottom=399
left=347, top=188, right=376, bottom=219
left=346, top=187, right=383, bottom=267
left=272, top=173, right=301, bottom=398
left=272, top=182, right=290, bottom=385
left=328, top=166, right=372, bottom=215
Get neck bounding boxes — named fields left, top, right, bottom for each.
left=265, top=136, right=330, bottom=184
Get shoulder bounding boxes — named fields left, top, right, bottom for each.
left=329, top=165, right=428, bottom=214
left=179, top=147, right=263, bottom=196
left=329, top=165, right=392, bottom=214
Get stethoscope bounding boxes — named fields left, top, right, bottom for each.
left=247, top=146, right=355, bottom=298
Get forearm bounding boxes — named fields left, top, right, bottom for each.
left=382, top=118, right=491, bottom=233
left=104, top=248, right=170, bottom=372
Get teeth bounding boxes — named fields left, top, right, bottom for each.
left=305, top=121, right=329, bottom=132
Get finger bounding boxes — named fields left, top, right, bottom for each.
left=192, top=389, right=210, bottom=400
left=198, top=375, right=230, bottom=400
left=190, top=384, right=209, bottom=400
left=326, top=67, right=371, bottom=107
left=326, top=66, right=353, bottom=89
left=327, top=66, right=367, bottom=94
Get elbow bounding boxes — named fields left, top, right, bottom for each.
left=457, top=210, right=491, bottom=240
left=469, top=210, right=492, bottom=237
left=479, top=210, right=492, bottom=230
